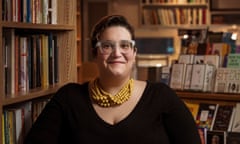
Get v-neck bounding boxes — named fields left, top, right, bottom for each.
left=86, top=81, right=150, bottom=128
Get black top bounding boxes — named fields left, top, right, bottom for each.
left=24, top=81, right=201, bottom=144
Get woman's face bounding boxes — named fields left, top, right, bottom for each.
left=95, top=26, right=136, bottom=78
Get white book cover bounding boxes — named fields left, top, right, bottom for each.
left=214, top=68, right=229, bottom=93
left=183, top=64, right=193, bottom=90
left=204, top=55, right=220, bottom=68
left=232, top=103, right=240, bottom=132
left=193, top=55, right=205, bottom=64
left=202, top=65, right=215, bottom=92
left=178, top=54, right=194, bottom=64
left=13, top=108, right=23, bottom=143
left=170, top=63, right=186, bottom=90
left=190, top=64, right=206, bottom=91
left=19, top=37, right=28, bottom=92
left=226, top=68, right=240, bottom=93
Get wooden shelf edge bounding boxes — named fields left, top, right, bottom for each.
left=2, top=22, right=75, bottom=30
left=176, top=91, right=240, bottom=102
left=142, top=3, right=208, bottom=8
left=3, top=85, right=62, bottom=106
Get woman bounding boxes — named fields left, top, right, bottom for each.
left=24, top=15, right=201, bottom=144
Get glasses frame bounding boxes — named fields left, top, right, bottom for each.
left=95, top=40, right=135, bottom=55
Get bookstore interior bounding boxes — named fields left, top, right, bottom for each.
left=1, top=0, right=240, bottom=143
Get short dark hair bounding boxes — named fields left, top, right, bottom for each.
left=90, top=15, right=135, bottom=57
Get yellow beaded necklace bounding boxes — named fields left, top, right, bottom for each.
left=88, top=78, right=134, bottom=107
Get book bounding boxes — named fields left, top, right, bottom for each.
left=169, top=63, right=186, bottom=90
left=183, top=64, right=193, bottom=90
left=211, top=42, right=230, bottom=67
left=227, top=53, right=240, bottom=68
left=202, top=64, right=215, bottom=92
left=227, top=132, right=240, bottom=144
left=198, top=128, right=207, bottom=144
left=196, top=103, right=219, bottom=130
left=231, top=103, right=240, bottom=132
left=204, top=55, right=220, bottom=68
left=214, top=68, right=240, bottom=93
left=212, top=105, right=235, bottom=131
left=178, top=54, right=194, bottom=64
left=159, top=66, right=171, bottom=85
left=190, top=64, right=214, bottom=91
left=206, top=130, right=226, bottom=144
left=193, top=55, right=205, bottom=64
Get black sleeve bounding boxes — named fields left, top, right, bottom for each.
left=24, top=83, right=76, bottom=144
left=161, top=84, right=201, bottom=144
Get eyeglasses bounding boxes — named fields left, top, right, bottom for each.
left=95, top=40, right=135, bottom=55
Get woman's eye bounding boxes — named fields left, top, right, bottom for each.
left=120, top=43, right=131, bottom=49
left=102, top=43, right=112, bottom=49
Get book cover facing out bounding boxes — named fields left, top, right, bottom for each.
left=207, top=130, right=226, bottom=144
left=227, top=132, right=240, bottom=144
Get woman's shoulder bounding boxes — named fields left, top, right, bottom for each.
left=54, top=82, right=89, bottom=98
left=58, top=82, right=88, bottom=90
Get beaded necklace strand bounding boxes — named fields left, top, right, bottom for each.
left=89, top=78, right=134, bottom=107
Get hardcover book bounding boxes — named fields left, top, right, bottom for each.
left=212, top=105, right=235, bottom=131
left=196, top=103, right=219, bottom=130
left=159, top=66, right=171, bottom=85
left=206, top=130, right=226, bottom=144
left=227, top=132, right=240, bottom=144
left=178, top=54, right=194, bottom=64
left=170, top=63, right=186, bottom=90
left=183, top=64, right=193, bottom=90
left=214, top=68, right=240, bottom=93
left=190, top=64, right=206, bottom=91
left=231, top=103, right=240, bottom=132
left=190, top=64, right=214, bottom=91
left=227, top=53, right=240, bottom=68
left=204, top=55, right=220, bottom=68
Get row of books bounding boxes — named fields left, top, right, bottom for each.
left=159, top=53, right=240, bottom=93
left=2, top=0, right=57, bottom=24
left=168, top=63, right=240, bottom=93
left=142, top=8, right=208, bottom=25
left=3, top=29, right=59, bottom=96
left=185, top=102, right=240, bottom=144
left=2, top=99, right=49, bottom=144
left=198, top=129, right=240, bottom=144
left=142, top=0, right=207, bottom=4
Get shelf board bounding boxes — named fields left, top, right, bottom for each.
left=176, top=91, right=240, bottom=102
left=142, top=3, right=208, bottom=8
left=139, top=24, right=209, bottom=29
left=3, top=85, right=62, bottom=106
left=1, top=22, right=75, bottom=30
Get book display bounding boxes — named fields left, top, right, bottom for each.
left=0, top=0, right=78, bottom=143
left=138, top=1, right=240, bottom=142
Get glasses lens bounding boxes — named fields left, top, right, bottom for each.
left=97, top=40, right=135, bottom=54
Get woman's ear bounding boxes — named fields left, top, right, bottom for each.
left=134, top=47, right=137, bottom=52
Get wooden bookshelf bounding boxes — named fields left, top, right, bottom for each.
left=77, top=0, right=83, bottom=83
left=139, top=0, right=210, bottom=28
left=177, top=91, right=240, bottom=104
left=0, top=0, right=78, bottom=143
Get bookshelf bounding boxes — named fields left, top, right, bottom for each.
left=177, top=91, right=240, bottom=104
left=140, top=0, right=210, bottom=28
left=0, top=0, right=78, bottom=143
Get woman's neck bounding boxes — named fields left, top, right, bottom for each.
left=97, top=76, right=132, bottom=95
